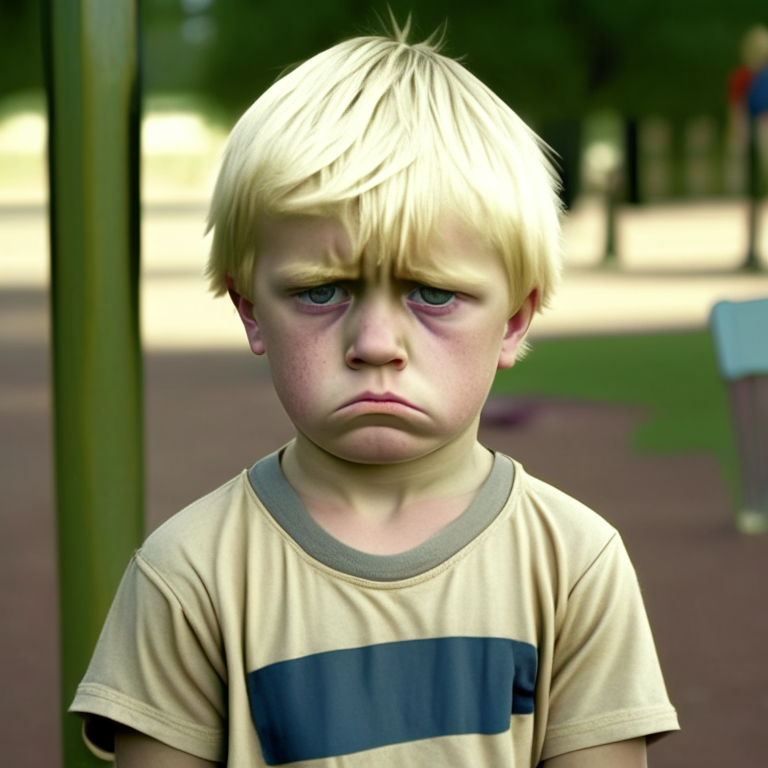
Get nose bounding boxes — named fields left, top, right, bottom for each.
left=345, top=297, right=408, bottom=370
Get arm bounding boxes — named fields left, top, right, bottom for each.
left=115, top=726, right=222, bottom=768
left=543, top=737, right=647, bottom=768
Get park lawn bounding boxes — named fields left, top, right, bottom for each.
left=491, top=332, right=741, bottom=505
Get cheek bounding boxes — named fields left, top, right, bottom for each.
left=263, top=324, right=331, bottom=419
left=427, top=325, right=502, bottom=412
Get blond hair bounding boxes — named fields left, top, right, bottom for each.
left=206, top=23, right=562, bottom=316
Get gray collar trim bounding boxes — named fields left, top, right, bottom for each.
left=248, top=451, right=514, bottom=582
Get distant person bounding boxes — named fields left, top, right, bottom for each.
left=726, top=25, right=768, bottom=193
left=68, top=23, right=679, bottom=768
left=747, top=52, right=768, bottom=191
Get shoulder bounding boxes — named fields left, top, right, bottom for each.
left=505, top=459, right=622, bottom=586
left=142, top=472, right=247, bottom=550
left=137, top=469, right=268, bottom=593
left=514, top=464, right=617, bottom=538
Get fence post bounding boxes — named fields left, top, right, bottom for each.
left=41, top=0, right=143, bottom=764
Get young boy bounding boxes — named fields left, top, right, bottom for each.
left=71, top=25, right=679, bottom=767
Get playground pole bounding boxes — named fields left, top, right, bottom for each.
left=42, top=0, right=143, bottom=764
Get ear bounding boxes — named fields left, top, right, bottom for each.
left=227, top=278, right=266, bottom=356
left=497, top=289, right=537, bottom=370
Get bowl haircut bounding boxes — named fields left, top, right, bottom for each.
left=205, top=22, right=563, bottom=323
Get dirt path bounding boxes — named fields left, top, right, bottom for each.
left=1, top=326, right=766, bottom=766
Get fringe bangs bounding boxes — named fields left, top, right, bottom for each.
left=206, top=32, right=562, bottom=314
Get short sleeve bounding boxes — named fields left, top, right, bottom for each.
left=541, top=534, right=679, bottom=761
left=69, top=553, right=227, bottom=762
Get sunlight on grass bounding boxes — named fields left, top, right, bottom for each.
left=493, top=332, right=740, bottom=504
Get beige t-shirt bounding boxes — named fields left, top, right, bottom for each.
left=70, top=450, right=679, bottom=766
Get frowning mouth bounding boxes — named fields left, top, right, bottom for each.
left=338, top=392, right=423, bottom=413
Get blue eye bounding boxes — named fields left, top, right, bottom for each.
left=408, top=286, right=455, bottom=306
left=297, top=285, right=347, bottom=305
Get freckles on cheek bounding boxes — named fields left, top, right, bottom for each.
left=438, top=331, right=500, bottom=410
left=267, top=334, right=326, bottom=420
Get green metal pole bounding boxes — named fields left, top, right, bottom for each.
left=42, top=0, right=143, bottom=765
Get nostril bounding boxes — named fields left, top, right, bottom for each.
left=345, top=350, right=407, bottom=369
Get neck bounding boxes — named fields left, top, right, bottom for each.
left=280, top=425, right=494, bottom=525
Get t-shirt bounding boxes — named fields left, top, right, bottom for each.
left=70, top=449, right=679, bottom=766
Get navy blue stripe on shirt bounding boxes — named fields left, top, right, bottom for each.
left=247, top=636, right=537, bottom=765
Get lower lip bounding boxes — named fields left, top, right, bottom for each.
left=340, top=399, right=421, bottom=415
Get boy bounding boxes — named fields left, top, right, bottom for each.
left=71, top=25, right=679, bottom=767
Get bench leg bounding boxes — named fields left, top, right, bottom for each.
left=728, top=376, right=768, bottom=533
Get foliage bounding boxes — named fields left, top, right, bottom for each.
left=5, top=0, right=768, bottom=121
left=196, top=0, right=768, bottom=121
left=0, top=0, right=43, bottom=99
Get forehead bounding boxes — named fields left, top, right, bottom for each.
left=254, top=214, right=508, bottom=293
left=256, top=215, right=354, bottom=271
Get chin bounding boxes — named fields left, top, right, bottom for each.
left=322, top=427, right=439, bottom=465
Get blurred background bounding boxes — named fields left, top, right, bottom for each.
left=5, top=0, right=768, bottom=342
left=2, top=1, right=768, bottom=766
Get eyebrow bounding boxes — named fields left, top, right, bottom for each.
left=396, top=264, right=491, bottom=292
left=271, top=258, right=495, bottom=293
left=272, top=263, right=361, bottom=288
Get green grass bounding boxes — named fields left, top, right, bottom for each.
left=492, top=332, right=740, bottom=504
